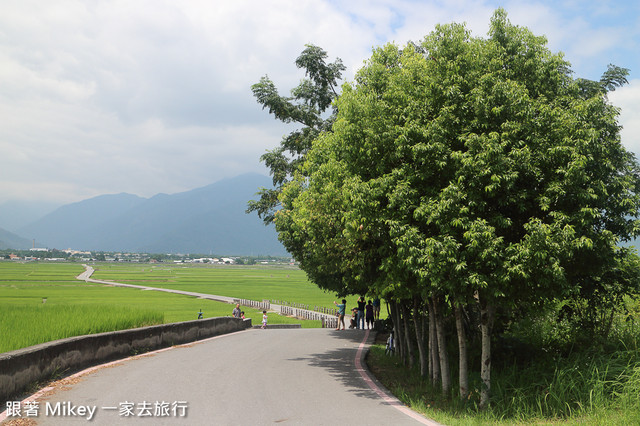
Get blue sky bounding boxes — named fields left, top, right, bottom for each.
left=1, top=0, right=638, bottom=205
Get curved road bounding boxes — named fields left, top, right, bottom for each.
left=3, top=266, right=440, bottom=425
left=16, top=329, right=437, bottom=425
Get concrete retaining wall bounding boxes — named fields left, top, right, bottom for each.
left=252, top=324, right=301, bottom=329
left=0, top=317, right=251, bottom=402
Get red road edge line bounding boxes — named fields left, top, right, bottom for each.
left=355, top=330, right=442, bottom=426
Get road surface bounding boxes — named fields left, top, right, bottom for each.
left=2, top=266, right=440, bottom=425
left=5, top=328, right=439, bottom=426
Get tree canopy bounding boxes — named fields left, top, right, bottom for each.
left=273, top=9, right=640, bottom=407
left=247, top=44, right=345, bottom=224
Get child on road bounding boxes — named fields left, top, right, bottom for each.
left=261, top=310, right=268, bottom=329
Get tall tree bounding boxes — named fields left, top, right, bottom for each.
left=274, top=9, right=640, bottom=408
left=247, top=45, right=345, bottom=224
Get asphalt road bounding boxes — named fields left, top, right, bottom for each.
left=15, top=328, right=439, bottom=426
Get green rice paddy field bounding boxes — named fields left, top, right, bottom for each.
left=0, top=261, right=337, bottom=353
left=90, top=262, right=336, bottom=309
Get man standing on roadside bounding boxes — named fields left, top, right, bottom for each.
left=232, top=303, right=241, bottom=318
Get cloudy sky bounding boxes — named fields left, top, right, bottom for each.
left=1, top=0, right=639, bottom=205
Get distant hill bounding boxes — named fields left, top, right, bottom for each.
left=18, top=173, right=287, bottom=255
left=0, top=200, right=60, bottom=232
left=0, top=227, right=32, bottom=250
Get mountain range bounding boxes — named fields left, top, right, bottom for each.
left=2, top=173, right=287, bottom=256
left=0, top=227, right=32, bottom=250
left=3, top=173, right=640, bottom=256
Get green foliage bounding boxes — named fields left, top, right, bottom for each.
left=273, top=7, right=640, bottom=408
left=490, top=348, right=640, bottom=422
left=576, top=63, right=630, bottom=98
left=369, top=316, right=640, bottom=424
left=276, top=6, right=640, bottom=331
left=247, top=44, right=346, bottom=224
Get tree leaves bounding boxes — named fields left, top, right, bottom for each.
left=247, top=45, right=345, bottom=224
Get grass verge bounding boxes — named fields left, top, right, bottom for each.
left=366, top=333, right=640, bottom=425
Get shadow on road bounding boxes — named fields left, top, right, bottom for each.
left=286, top=330, right=384, bottom=401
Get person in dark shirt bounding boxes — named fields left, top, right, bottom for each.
left=349, top=307, right=358, bottom=328
left=365, top=300, right=374, bottom=329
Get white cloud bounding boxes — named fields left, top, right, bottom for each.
left=0, top=0, right=639, bottom=206
left=609, top=80, right=640, bottom=159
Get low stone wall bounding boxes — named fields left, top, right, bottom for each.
left=0, top=317, right=252, bottom=402
left=252, top=324, right=301, bottom=329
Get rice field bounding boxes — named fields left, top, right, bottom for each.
left=1, top=261, right=334, bottom=353
left=2, top=304, right=163, bottom=353
left=89, top=262, right=338, bottom=309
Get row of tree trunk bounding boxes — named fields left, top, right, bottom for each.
left=387, top=295, right=494, bottom=408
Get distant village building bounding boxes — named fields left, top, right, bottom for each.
left=63, top=249, right=92, bottom=256
left=187, top=257, right=231, bottom=264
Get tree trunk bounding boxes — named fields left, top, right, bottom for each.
left=413, top=296, right=428, bottom=377
left=455, top=303, right=469, bottom=400
left=422, top=311, right=429, bottom=378
left=433, top=295, right=451, bottom=394
left=479, top=296, right=494, bottom=409
left=428, top=297, right=440, bottom=386
left=391, top=300, right=405, bottom=362
left=602, top=306, right=616, bottom=340
left=402, top=301, right=415, bottom=369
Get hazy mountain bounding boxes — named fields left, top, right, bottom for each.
left=0, top=200, right=60, bottom=232
left=18, top=193, right=146, bottom=250
left=18, top=173, right=287, bottom=255
left=0, top=227, right=32, bottom=250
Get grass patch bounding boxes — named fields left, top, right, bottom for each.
left=1, top=261, right=322, bottom=352
left=1, top=304, right=163, bottom=353
left=366, top=333, right=640, bottom=425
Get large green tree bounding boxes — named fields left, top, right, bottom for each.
left=247, top=45, right=345, bottom=224
left=275, top=9, right=640, bottom=408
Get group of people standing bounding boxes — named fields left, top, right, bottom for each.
left=231, top=299, right=379, bottom=331
left=333, top=297, right=380, bottom=330
left=232, top=303, right=268, bottom=328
